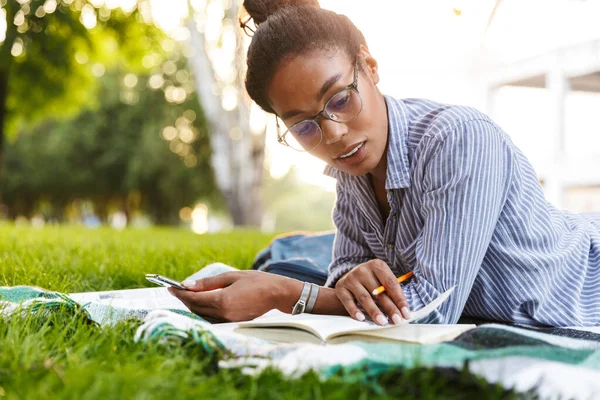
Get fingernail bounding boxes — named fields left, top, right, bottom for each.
left=401, top=306, right=411, bottom=319
left=392, top=314, right=402, bottom=325
left=376, top=314, right=388, bottom=326
left=182, top=279, right=195, bottom=288
left=355, top=311, right=366, bottom=321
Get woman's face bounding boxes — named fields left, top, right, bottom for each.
left=267, top=47, right=389, bottom=177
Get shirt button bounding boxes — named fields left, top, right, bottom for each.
left=386, top=243, right=394, bottom=249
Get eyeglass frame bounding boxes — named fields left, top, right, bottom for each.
left=239, top=15, right=255, bottom=37
left=276, top=61, right=362, bottom=152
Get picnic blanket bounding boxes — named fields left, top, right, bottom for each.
left=0, top=264, right=238, bottom=326
left=135, top=309, right=600, bottom=399
left=2, top=264, right=600, bottom=400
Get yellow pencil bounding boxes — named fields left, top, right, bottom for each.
left=371, top=271, right=414, bottom=296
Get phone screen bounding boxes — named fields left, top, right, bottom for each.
left=145, top=274, right=188, bottom=290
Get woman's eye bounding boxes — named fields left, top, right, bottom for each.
left=292, top=122, right=315, bottom=136
left=328, top=91, right=351, bottom=111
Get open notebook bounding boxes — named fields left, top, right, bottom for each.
left=68, top=287, right=190, bottom=312
left=66, top=263, right=234, bottom=324
left=233, top=287, right=475, bottom=345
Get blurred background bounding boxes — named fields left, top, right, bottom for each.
left=0, top=0, right=598, bottom=233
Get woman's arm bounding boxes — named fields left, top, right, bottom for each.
left=169, top=183, right=372, bottom=322
left=169, top=184, right=376, bottom=322
left=399, top=119, right=513, bottom=324
left=332, top=118, right=514, bottom=325
left=169, top=270, right=348, bottom=322
left=327, top=180, right=414, bottom=325
left=325, top=183, right=375, bottom=286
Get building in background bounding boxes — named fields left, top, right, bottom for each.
left=480, top=0, right=600, bottom=213
left=483, top=38, right=600, bottom=212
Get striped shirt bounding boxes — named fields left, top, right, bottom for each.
left=324, top=96, right=600, bottom=327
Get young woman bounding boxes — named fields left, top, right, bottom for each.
left=171, top=0, right=600, bottom=327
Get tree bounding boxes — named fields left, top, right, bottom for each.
left=186, top=0, right=265, bottom=227
left=1, top=58, right=220, bottom=224
left=0, top=0, right=162, bottom=183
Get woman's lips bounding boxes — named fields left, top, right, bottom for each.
left=336, top=141, right=366, bottom=167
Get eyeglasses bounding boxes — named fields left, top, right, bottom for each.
left=276, top=62, right=363, bottom=152
left=239, top=15, right=255, bottom=37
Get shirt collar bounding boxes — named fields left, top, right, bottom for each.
left=383, top=95, right=411, bottom=190
left=324, top=95, right=411, bottom=190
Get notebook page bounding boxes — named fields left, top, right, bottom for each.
left=348, top=323, right=475, bottom=344
left=240, top=312, right=373, bottom=341
left=239, top=286, right=455, bottom=341
left=328, top=286, right=455, bottom=339
left=68, top=287, right=190, bottom=311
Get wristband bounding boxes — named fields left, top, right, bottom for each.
left=305, top=283, right=319, bottom=313
left=291, top=282, right=311, bottom=315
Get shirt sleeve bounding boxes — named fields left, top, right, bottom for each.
left=402, top=119, right=513, bottom=323
left=325, top=184, right=374, bottom=287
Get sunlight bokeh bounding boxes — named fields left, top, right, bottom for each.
left=145, top=0, right=600, bottom=203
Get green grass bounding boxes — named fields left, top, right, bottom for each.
left=0, top=225, right=529, bottom=399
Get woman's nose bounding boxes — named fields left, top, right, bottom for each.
left=321, top=119, right=348, bottom=145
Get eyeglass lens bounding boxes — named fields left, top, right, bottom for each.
left=284, top=89, right=361, bottom=151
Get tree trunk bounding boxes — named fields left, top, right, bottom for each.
left=0, top=1, right=19, bottom=192
left=187, top=0, right=265, bottom=227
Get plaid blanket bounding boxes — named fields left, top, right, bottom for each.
left=135, top=309, right=600, bottom=399
left=0, top=284, right=202, bottom=325
left=2, top=275, right=600, bottom=400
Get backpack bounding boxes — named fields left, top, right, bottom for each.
left=251, top=231, right=335, bottom=286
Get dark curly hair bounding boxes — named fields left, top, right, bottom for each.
left=241, top=0, right=367, bottom=114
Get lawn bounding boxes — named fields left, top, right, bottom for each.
left=0, top=225, right=526, bottom=399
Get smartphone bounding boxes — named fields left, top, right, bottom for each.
left=145, top=274, right=188, bottom=290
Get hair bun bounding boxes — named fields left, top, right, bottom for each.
left=243, top=0, right=320, bottom=26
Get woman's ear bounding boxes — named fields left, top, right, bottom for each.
left=358, top=44, right=380, bottom=85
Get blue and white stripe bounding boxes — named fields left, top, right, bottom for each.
left=324, top=96, right=600, bottom=327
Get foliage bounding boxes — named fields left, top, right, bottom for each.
left=0, top=225, right=527, bottom=399
left=0, top=57, right=220, bottom=224
left=1, top=0, right=161, bottom=139
left=0, top=1, right=223, bottom=225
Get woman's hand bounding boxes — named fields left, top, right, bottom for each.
left=335, top=259, right=411, bottom=325
left=169, top=270, right=303, bottom=322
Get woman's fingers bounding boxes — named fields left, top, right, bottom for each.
left=338, top=273, right=390, bottom=326
left=336, top=269, right=388, bottom=325
left=373, top=293, right=403, bottom=325
left=168, top=270, right=299, bottom=322
left=335, top=287, right=366, bottom=321
left=350, top=284, right=389, bottom=325
left=169, top=287, right=221, bottom=310
left=181, top=272, right=238, bottom=292
left=334, top=259, right=412, bottom=325
left=169, top=289, right=238, bottom=321
left=371, top=265, right=411, bottom=320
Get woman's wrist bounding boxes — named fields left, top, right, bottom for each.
left=274, top=277, right=304, bottom=313
left=271, top=277, right=348, bottom=316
